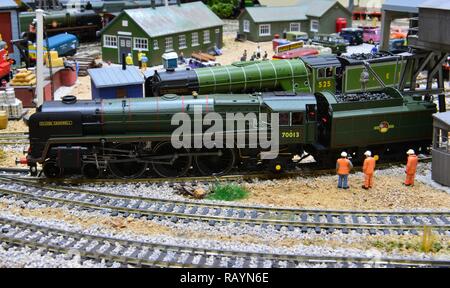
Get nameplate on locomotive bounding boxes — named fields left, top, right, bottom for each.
left=39, top=121, right=73, bottom=127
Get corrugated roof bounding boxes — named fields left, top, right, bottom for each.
left=258, top=0, right=302, bottom=6
left=0, top=0, right=18, bottom=9
left=88, top=66, right=144, bottom=88
left=420, top=0, right=450, bottom=10
left=433, top=112, right=450, bottom=126
left=305, top=0, right=345, bottom=17
left=382, top=0, right=428, bottom=13
left=123, top=2, right=223, bottom=38
left=245, top=6, right=307, bottom=22
left=245, top=0, right=345, bottom=22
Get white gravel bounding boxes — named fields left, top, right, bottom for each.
left=0, top=197, right=448, bottom=267
left=69, top=161, right=449, bottom=212
left=0, top=244, right=121, bottom=268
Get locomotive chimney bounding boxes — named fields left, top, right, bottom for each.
left=122, top=53, right=126, bottom=70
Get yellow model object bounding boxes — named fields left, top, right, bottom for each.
left=44, top=51, right=64, bottom=68
left=0, top=111, right=8, bottom=129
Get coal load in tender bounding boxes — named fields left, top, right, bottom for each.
left=336, top=92, right=392, bottom=102
left=343, top=52, right=391, bottom=61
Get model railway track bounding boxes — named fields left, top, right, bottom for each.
left=0, top=132, right=29, bottom=146
left=0, top=155, right=429, bottom=185
left=1, top=218, right=448, bottom=268
left=28, top=156, right=432, bottom=185
left=0, top=176, right=448, bottom=235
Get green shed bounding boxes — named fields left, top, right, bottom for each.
left=100, top=1, right=224, bottom=67
left=238, top=0, right=352, bottom=42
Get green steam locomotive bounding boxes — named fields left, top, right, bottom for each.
left=145, top=53, right=412, bottom=97
left=26, top=86, right=435, bottom=178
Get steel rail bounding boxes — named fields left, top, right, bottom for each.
left=0, top=179, right=448, bottom=234
left=1, top=217, right=448, bottom=268
left=32, top=156, right=433, bottom=185
left=4, top=175, right=449, bottom=217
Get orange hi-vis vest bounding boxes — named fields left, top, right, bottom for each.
left=406, top=155, right=418, bottom=175
left=363, top=157, right=376, bottom=175
left=337, top=158, right=351, bottom=175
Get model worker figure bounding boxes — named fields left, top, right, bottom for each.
left=126, top=53, right=134, bottom=66
left=360, top=68, right=370, bottom=92
left=362, top=151, right=376, bottom=189
left=240, top=50, right=247, bottom=62
left=137, top=50, right=145, bottom=68
left=336, top=152, right=353, bottom=189
left=404, top=149, right=419, bottom=186
left=141, top=54, right=148, bottom=71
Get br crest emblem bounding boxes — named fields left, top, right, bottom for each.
left=374, top=121, right=394, bottom=133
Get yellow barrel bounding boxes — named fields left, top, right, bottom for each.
left=0, top=111, right=8, bottom=130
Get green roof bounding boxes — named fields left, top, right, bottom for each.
left=244, top=0, right=348, bottom=23
left=122, top=2, right=224, bottom=38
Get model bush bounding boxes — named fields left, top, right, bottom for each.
left=207, top=0, right=238, bottom=19
left=207, top=183, right=249, bottom=201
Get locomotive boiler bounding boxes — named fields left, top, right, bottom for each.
left=146, top=60, right=312, bottom=97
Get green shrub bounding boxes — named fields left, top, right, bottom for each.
left=207, top=0, right=238, bottom=19
left=210, top=3, right=234, bottom=19
left=207, top=183, right=249, bottom=201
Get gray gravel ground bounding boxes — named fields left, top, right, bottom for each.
left=0, top=244, right=122, bottom=268
left=0, top=197, right=448, bottom=266
left=72, top=163, right=447, bottom=212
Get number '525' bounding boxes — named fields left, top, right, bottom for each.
left=318, top=81, right=332, bottom=88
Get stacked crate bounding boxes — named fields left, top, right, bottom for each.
left=0, top=88, right=24, bottom=119
left=44, top=51, right=64, bottom=68
left=10, top=69, right=37, bottom=86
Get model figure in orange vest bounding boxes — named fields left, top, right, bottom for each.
left=336, top=151, right=353, bottom=189
left=362, top=150, right=376, bottom=189
left=404, top=149, right=418, bottom=186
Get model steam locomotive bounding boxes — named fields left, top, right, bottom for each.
left=25, top=87, right=435, bottom=179
left=145, top=53, right=412, bottom=97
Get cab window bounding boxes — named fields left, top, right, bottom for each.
left=326, top=67, right=333, bottom=77
left=279, top=113, right=290, bottom=126
left=318, top=68, right=326, bottom=78
left=291, top=112, right=303, bottom=125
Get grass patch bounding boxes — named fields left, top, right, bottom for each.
left=370, top=237, right=447, bottom=254
left=207, top=184, right=249, bottom=201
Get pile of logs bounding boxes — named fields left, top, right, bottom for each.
left=67, top=43, right=102, bottom=76
left=70, top=56, right=102, bottom=76
left=191, top=51, right=216, bottom=62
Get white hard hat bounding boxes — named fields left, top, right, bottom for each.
left=364, top=151, right=372, bottom=156
left=407, top=149, right=415, bottom=155
left=341, top=151, right=347, bottom=157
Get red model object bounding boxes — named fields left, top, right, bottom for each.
left=336, top=18, right=347, bottom=33
left=0, top=41, right=12, bottom=81
left=272, top=48, right=319, bottom=60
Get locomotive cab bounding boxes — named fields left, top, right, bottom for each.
left=261, top=93, right=317, bottom=146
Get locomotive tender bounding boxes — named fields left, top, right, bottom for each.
left=26, top=87, right=436, bottom=179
